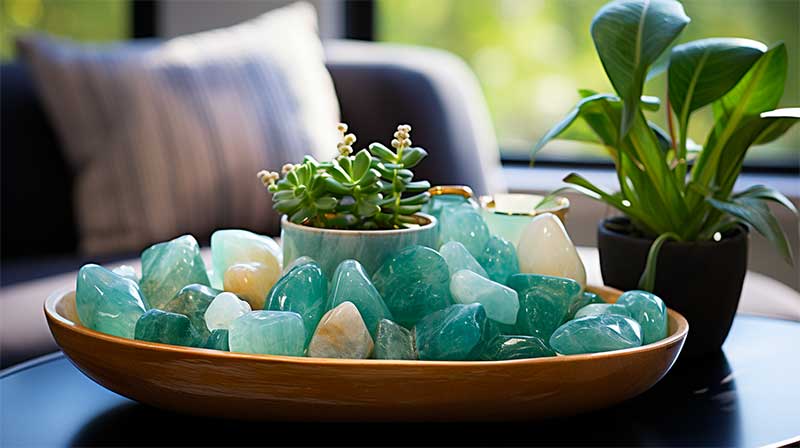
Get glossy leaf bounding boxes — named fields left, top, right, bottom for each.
left=733, top=185, right=798, bottom=215
left=352, top=149, right=372, bottom=180
left=707, top=197, right=793, bottom=264
left=637, top=232, right=680, bottom=291
left=400, top=147, right=428, bottom=168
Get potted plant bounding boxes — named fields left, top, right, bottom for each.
left=259, top=123, right=436, bottom=277
left=533, top=0, right=798, bottom=355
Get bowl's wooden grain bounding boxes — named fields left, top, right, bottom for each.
left=45, top=286, right=687, bottom=421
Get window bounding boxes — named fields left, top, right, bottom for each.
left=377, top=0, right=799, bottom=170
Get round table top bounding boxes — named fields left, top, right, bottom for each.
left=2, top=315, right=799, bottom=447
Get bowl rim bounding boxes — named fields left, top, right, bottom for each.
left=45, top=285, right=688, bottom=367
left=281, top=213, right=437, bottom=237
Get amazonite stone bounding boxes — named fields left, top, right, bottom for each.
left=616, top=290, right=668, bottom=344
left=480, top=335, right=555, bottom=360
left=550, top=314, right=642, bottom=355
left=204, top=329, right=229, bottom=351
left=140, top=235, right=209, bottom=309
left=204, top=292, right=251, bottom=331
left=76, top=264, right=149, bottom=339
left=134, top=309, right=202, bottom=347
left=575, top=303, right=631, bottom=319
left=229, top=310, right=305, bottom=356
left=508, top=274, right=581, bottom=339
left=162, top=284, right=220, bottom=341
left=211, top=229, right=281, bottom=287
left=438, top=207, right=490, bottom=258
left=266, top=261, right=327, bottom=345
left=283, top=256, right=316, bottom=274
left=374, top=319, right=416, bottom=360
left=450, top=270, right=519, bottom=325
left=308, top=301, right=374, bottom=359
left=223, top=262, right=280, bottom=309
left=517, top=213, right=586, bottom=288
left=372, top=246, right=451, bottom=328
left=440, top=241, right=488, bottom=277
left=414, top=303, right=499, bottom=361
left=565, top=291, right=604, bottom=321
left=112, top=265, right=139, bottom=283
left=328, top=260, right=392, bottom=337
left=477, top=235, right=519, bottom=285
left=421, top=194, right=475, bottom=222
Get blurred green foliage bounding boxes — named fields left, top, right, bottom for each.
left=378, top=0, right=799, bottom=165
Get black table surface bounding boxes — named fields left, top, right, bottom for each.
left=2, top=315, right=799, bottom=447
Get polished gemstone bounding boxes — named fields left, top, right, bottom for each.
left=223, top=262, right=280, bottom=310
left=616, top=290, right=668, bottom=344
left=517, top=213, right=586, bottom=288
left=421, top=194, right=474, bottom=222
left=211, top=229, right=281, bottom=287
left=308, top=301, right=374, bottom=359
left=204, top=292, right=252, bottom=331
left=549, top=314, right=642, bottom=355
left=479, top=335, right=555, bottom=361
left=414, top=303, right=499, bottom=361
left=440, top=241, right=488, bottom=277
left=134, top=309, right=202, bottom=347
left=477, top=235, right=520, bottom=285
left=283, top=256, right=316, bottom=274
left=266, top=261, right=327, bottom=345
left=374, top=319, right=416, bottom=360
left=228, top=310, right=305, bottom=356
left=450, top=270, right=519, bottom=325
left=371, top=246, right=451, bottom=328
left=76, top=264, right=149, bottom=339
left=574, top=303, right=630, bottom=319
left=565, top=291, right=605, bottom=321
left=112, top=265, right=139, bottom=283
left=438, top=207, right=490, bottom=258
left=328, top=259, right=392, bottom=337
left=508, top=274, right=581, bottom=339
left=140, top=235, right=210, bottom=309
left=162, top=284, right=221, bottom=341
left=204, top=329, right=230, bottom=351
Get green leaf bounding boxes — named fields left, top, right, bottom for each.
left=274, top=197, right=303, bottom=214
left=323, top=177, right=351, bottom=195
left=400, top=147, right=428, bottom=168
left=314, top=196, right=337, bottom=211
left=368, top=142, right=397, bottom=162
left=405, top=180, right=431, bottom=192
left=532, top=93, right=617, bottom=157
left=352, top=149, right=372, bottom=180
left=590, top=0, right=689, bottom=136
left=357, top=200, right=380, bottom=218
left=707, top=196, right=793, bottom=264
left=289, top=206, right=316, bottom=224
left=733, top=185, right=798, bottom=215
left=637, top=232, right=681, bottom=291
left=399, top=192, right=431, bottom=205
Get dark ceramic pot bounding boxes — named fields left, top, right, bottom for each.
left=597, top=216, right=748, bottom=357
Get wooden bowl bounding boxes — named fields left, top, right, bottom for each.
left=44, top=285, right=688, bottom=421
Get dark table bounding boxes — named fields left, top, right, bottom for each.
left=2, top=315, right=799, bottom=447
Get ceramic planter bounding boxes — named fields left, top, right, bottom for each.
left=479, top=193, right=570, bottom=245
left=597, top=216, right=748, bottom=357
left=281, top=214, right=438, bottom=278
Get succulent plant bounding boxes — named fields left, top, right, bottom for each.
left=259, top=124, right=431, bottom=230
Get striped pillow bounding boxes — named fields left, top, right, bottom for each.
left=18, top=2, right=340, bottom=255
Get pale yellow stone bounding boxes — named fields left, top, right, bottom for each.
left=517, top=213, right=587, bottom=288
left=307, top=301, right=374, bottom=359
left=223, top=262, right=280, bottom=310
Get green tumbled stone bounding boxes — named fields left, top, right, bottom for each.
left=616, top=290, right=668, bottom=344
left=565, top=291, right=605, bottom=321
left=371, top=246, right=451, bottom=328
left=76, top=264, right=149, bottom=339
left=574, top=303, right=631, bottom=319
left=477, top=235, right=520, bottom=285
left=440, top=241, right=488, bottom=277
left=134, top=309, right=202, bottom=347
left=479, top=335, right=555, bottom=360
left=414, top=303, right=499, bottom=361
left=204, top=329, right=229, bottom=351
left=162, top=284, right=221, bottom=341
left=228, top=311, right=305, bottom=356
left=140, top=235, right=209, bottom=309
left=438, top=207, right=490, bottom=258
left=550, top=314, right=642, bottom=355
left=421, top=194, right=474, bottom=222
left=374, top=319, right=417, bottom=360
left=508, top=274, right=581, bottom=340
left=328, top=259, right=392, bottom=337
left=450, top=270, right=519, bottom=325
left=266, top=261, right=327, bottom=346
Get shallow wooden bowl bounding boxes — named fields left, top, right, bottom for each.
left=45, top=286, right=687, bottom=421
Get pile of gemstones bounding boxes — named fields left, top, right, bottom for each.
left=74, top=198, right=668, bottom=361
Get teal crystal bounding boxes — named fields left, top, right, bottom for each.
left=421, top=193, right=474, bottom=222
left=438, top=207, right=490, bottom=258
left=283, top=256, right=316, bottom=274
left=616, top=290, right=668, bottom=344
left=139, top=235, right=209, bottom=309
left=479, top=335, right=555, bottom=360
left=565, top=291, right=605, bottom=321
left=374, top=319, right=417, bottom=360
left=508, top=274, right=581, bottom=339
left=228, top=311, right=305, bottom=356
left=328, top=259, right=392, bottom=336
left=204, top=329, right=229, bottom=351
left=414, top=303, right=499, bottom=361
left=439, top=241, right=488, bottom=277
left=574, top=303, right=631, bottom=319
left=450, top=270, right=519, bottom=325
left=477, top=235, right=520, bottom=285
left=550, top=314, right=643, bottom=355
left=134, top=309, right=202, bottom=347
left=371, top=246, right=451, bottom=328
left=76, top=264, right=149, bottom=339
left=266, top=261, right=327, bottom=345
left=162, top=284, right=220, bottom=341
left=210, top=229, right=281, bottom=286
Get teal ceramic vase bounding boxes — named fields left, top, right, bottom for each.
left=479, top=194, right=570, bottom=245
left=281, top=214, right=438, bottom=278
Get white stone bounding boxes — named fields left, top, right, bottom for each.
left=210, top=229, right=282, bottom=286
left=223, top=262, right=280, bottom=310
left=517, top=213, right=586, bottom=288
left=307, top=301, right=374, bottom=359
left=204, top=292, right=252, bottom=331
left=449, top=269, right=520, bottom=325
